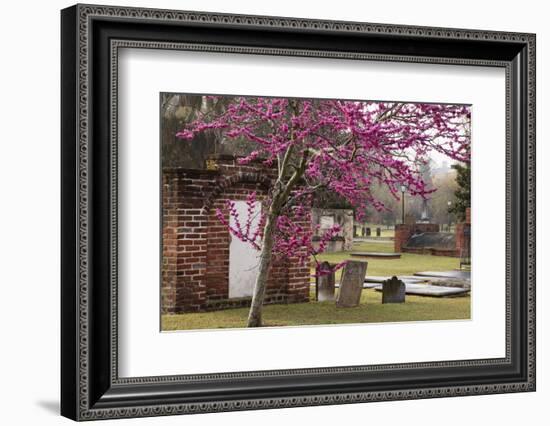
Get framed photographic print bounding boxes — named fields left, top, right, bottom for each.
left=61, top=4, right=536, bottom=421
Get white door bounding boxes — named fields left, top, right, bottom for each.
left=228, top=200, right=261, bottom=298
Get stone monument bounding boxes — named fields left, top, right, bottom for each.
left=418, top=198, right=431, bottom=223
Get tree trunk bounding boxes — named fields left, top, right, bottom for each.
left=247, top=209, right=278, bottom=327
left=246, top=142, right=305, bottom=327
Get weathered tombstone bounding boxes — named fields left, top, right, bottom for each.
left=382, top=276, right=406, bottom=304
left=336, top=260, right=368, bottom=308
left=316, top=262, right=336, bottom=302
left=376, top=227, right=381, bottom=237
left=366, top=227, right=371, bottom=236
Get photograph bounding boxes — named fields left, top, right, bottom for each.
left=55, top=2, right=536, bottom=422
left=160, top=94, right=472, bottom=331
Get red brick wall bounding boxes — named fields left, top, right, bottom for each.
left=162, top=156, right=310, bottom=314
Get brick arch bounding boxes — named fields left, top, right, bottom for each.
left=201, top=172, right=272, bottom=213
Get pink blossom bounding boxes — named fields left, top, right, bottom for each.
left=178, top=97, right=471, bottom=262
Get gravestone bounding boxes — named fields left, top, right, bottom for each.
left=362, top=227, right=366, bottom=236
left=336, top=260, right=368, bottom=308
left=382, top=276, right=406, bottom=304
left=366, top=227, right=371, bottom=236
left=316, top=261, right=336, bottom=302
left=376, top=227, right=381, bottom=237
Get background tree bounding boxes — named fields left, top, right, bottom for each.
left=161, top=94, right=258, bottom=168
left=356, top=183, right=400, bottom=226
left=177, top=97, right=471, bottom=327
left=448, top=162, right=471, bottom=221
left=430, top=170, right=459, bottom=226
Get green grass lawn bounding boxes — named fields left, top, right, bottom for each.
left=161, top=240, right=468, bottom=331
left=162, top=288, right=470, bottom=330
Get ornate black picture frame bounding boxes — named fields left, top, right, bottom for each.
left=61, top=4, right=536, bottom=421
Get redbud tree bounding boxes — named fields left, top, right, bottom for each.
left=177, top=96, right=471, bottom=327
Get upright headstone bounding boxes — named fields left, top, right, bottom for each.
left=362, top=227, right=366, bottom=236
left=382, top=276, right=406, bottom=304
left=366, top=227, right=371, bottom=237
left=316, top=262, right=336, bottom=302
left=376, top=227, right=381, bottom=237
left=336, top=260, right=368, bottom=308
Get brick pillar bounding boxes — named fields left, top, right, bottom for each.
left=205, top=202, right=231, bottom=301
left=161, top=171, right=178, bottom=314
left=175, top=207, right=208, bottom=312
left=286, top=209, right=311, bottom=303
left=286, top=263, right=311, bottom=303
left=455, top=223, right=470, bottom=255
left=454, top=208, right=471, bottom=257
left=394, top=224, right=412, bottom=253
left=162, top=170, right=215, bottom=313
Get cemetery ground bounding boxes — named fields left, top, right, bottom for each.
left=161, top=239, right=470, bottom=331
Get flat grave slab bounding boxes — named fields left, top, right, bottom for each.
left=313, top=273, right=466, bottom=297
left=317, top=281, right=468, bottom=297
left=413, top=270, right=471, bottom=280
left=351, top=252, right=401, bottom=259
left=363, top=282, right=383, bottom=289
left=364, top=275, right=428, bottom=284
